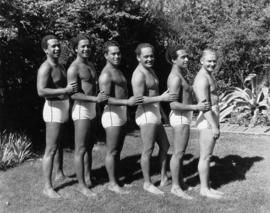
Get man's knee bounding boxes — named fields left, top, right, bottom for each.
left=141, top=147, right=154, bottom=160
left=106, top=148, right=118, bottom=157
left=75, top=145, right=86, bottom=156
left=173, top=150, right=185, bottom=161
left=44, top=145, right=57, bottom=157
left=200, top=154, right=212, bottom=162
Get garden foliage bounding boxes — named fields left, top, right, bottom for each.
left=1, top=0, right=270, bottom=136
left=0, top=130, right=32, bottom=170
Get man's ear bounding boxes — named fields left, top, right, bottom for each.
left=136, top=55, right=140, bottom=62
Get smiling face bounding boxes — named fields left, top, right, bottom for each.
left=137, top=47, right=155, bottom=69
left=173, top=49, right=189, bottom=69
left=45, top=39, right=61, bottom=59
left=201, top=51, right=217, bottom=73
left=76, top=39, right=91, bottom=59
left=105, top=45, right=121, bottom=66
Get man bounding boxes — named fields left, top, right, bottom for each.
left=193, top=49, right=224, bottom=199
left=99, top=40, right=143, bottom=194
left=166, top=46, right=210, bottom=199
left=131, top=43, right=178, bottom=195
left=37, top=35, right=78, bottom=198
left=67, top=34, right=108, bottom=197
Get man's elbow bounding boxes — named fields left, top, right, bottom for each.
left=169, top=102, right=177, bottom=110
left=37, top=89, right=46, bottom=97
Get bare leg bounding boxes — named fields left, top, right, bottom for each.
left=74, top=119, right=96, bottom=197
left=198, top=129, right=222, bottom=199
left=54, top=125, right=66, bottom=181
left=105, top=126, right=128, bottom=194
left=169, top=124, right=192, bottom=199
left=42, top=122, right=62, bottom=199
left=85, top=119, right=96, bottom=187
left=156, top=124, right=170, bottom=187
left=140, top=124, right=164, bottom=195
left=84, top=150, right=93, bottom=187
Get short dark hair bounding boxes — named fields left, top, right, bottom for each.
left=165, top=45, right=185, bottom=64
left=71, top=34, right=91, bottom=51
left=41, top=35, right=58, bottom=50
left=103, top=40, right=120, bottom=54
left=135, top=43, right=154, bottom=57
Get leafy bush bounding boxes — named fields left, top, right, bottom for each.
left=0, top=130, right=33, bottom=170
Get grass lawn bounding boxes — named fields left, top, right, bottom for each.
left=0, top=128, right=270, bottom=213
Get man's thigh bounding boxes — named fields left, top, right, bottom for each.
left=74, top=119, right=91, bottom=147
left=105, top=126, right=124, bottom=151
left=199, top=129, right=216, bottom=156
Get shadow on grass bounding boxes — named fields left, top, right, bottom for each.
left=186, top=155, right=264, bottom=189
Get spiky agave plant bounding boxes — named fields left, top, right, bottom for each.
left=0, top=130, right=32, bottom=169
left=219, top=73, right=269, bottom=127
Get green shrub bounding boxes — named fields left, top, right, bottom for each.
left=0, top=130, right=32, bottom=170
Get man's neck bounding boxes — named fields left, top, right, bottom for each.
left=76, top=56, right=88, bottom=64
left=47, top=57, right=59, bottom=66
left=106, top=61, right=118, bottom=70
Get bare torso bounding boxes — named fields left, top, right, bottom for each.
left=43, top=61, right=67, bottom=100
left=101, top=65, right=128, bottom=99
left=70, top=60, right=97, bottom=96
left=193, top=70, right=219, bottom=106
left=168, top=69, right=193, bottom=105
left=133, top=65, right=159, bottom=97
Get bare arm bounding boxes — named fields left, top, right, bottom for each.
left=99, top=72, right=141, bottom=106
left=131, top=71, right=175, bottom=104
left=194, top=77, right=219, bottom=129
left=168, top=75, right=201, bottom=111
left=67, top=65, right=103, bottom=102
left=37, top=63, right=74, bottom=98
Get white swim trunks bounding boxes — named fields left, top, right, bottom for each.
left=101, top=105, right=127, bottom=128
left=135, top=103, right=161, bottom=126
left=72, top=100, right=96, bottom=120
left=169, top=110, right=193, bottom=127
left=196, top=105, right=219, bottom=129
left=43, top=99, right=69, bottom=123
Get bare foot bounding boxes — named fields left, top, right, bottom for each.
left=77, top=185, right=97, bottom=197
left=108, top=184, right=129, bottom=194
left=85, top=178, right=93, bottom=188
left=55, top=173, right=67, bottom=181
left=143, top=183, right=164, bottom=195
left=159, top=176, right=170, bottom=187
left=210, top=188, right=224, bottom=195
left=43, top=188, right=61, bottom=199
left=180, top=181, right=192, bottom=191
left=200, top=189, right=223, bottom=199
left=171, top=187, right=193, bottom=200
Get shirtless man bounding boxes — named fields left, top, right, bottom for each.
left=37, top=35, right=78, bottom=198
left=193, top=49, right=224, bottom=199
left=99, top=40, right=143, bottom=194
left=166, top=46, right=210, bottom=199
left=67, top=35, right=108, bottom=197
left=131, top=43, right=178, bottom=195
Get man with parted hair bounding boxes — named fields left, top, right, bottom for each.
left=67, top=34, right=108, bottom=197
left=99, top=40, right=143, bottom=194
left=37, top=35, right=78, bottom=198
left=131, top=43, right=178, bottom=195
left=166, top=46, right=210, bottom=199
left=193, top=49, right=224, bottom=199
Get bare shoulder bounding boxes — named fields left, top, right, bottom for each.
left=167, top=72, right=181, bottom=86
left=99, top=67, right=112, bottom=84
left=132, top=66, right=145, bottom=81
left=193, top=71, right=208, bottom=86
left=38, top=61, right=51, bottom=75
